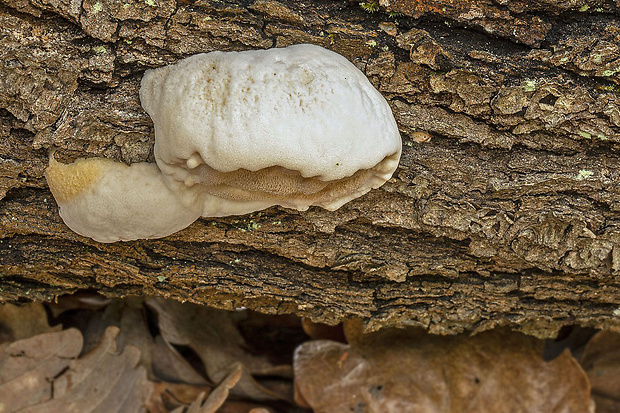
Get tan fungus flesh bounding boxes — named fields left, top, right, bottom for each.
left=174, top=151, right=400, bottom=207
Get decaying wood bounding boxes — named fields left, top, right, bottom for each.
left=1, top=0, right=620, bottom=337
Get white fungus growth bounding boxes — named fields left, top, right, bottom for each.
left=141, top=44, right=402, bottom=216
left=46, top=44, right=402, bottom=242
left=45, top=157, right=200, bottom=242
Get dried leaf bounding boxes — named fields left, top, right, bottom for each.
left=294, top=328, right=593, bottom=413
left=196, top=363, right=242, bottom=412
left=19, top=326, right=153, bottom=412
left=172, top=364, right=243, bottom=413
left=147, top=378, right=273, bottom=413
left=0, top=328, right=82, bottom=411
left=148, top=381, right=213, bottom=412
left=75, top=298, right=153, bottom=359
left=0, top=303, right=60, bottom=343
left=147, top=299, right=290, bottom=401
left=580, top=331, right=620, bottom=413
left=152, top=335, right=209, bottom=385
left=170, top=392, right=207, bottom=413
left=107, top=299, right=157, bottom=377
left=58, top=297, right=202, bottom=385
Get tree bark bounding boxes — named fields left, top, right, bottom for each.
left=1, top=0, right=619, bottom=337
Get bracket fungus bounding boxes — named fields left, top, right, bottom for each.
left=141, top=44, right=401, bottom=216
left=46, top=44, right=402, bottom=242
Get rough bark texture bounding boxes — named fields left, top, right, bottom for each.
left=1, top=0, right=620, bottom=338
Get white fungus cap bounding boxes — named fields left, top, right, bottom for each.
left=45, top=157, right=201, bottom=243
left=140, top=44, right=402, bottom=216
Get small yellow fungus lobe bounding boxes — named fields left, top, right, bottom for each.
left=45, top=157, right=104, bottom=203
